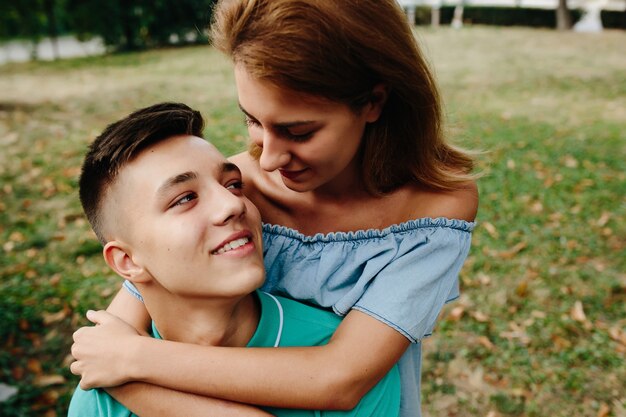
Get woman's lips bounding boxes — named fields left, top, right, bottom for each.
left=279, top=168, right=308, bottom=180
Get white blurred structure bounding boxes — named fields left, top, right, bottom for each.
left=0, top=35, right=105, bottom=65
left=397, top=0, right=624, bottom=10
left=396, top=0, right=625, bottom=30
left=574, top=0, right=611, bottom=31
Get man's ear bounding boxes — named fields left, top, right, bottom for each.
left=103, top=241, right=151, bottom=284
left=364, top=83, right=389, bottom=123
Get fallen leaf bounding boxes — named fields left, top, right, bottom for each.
left=448, top=306, right=465, bottom=321
left=608, top=327, right=626, bottom=346
left=482, top=221, right=499, bottom=238
left=27, top=358, right=42, bottom=374
left=478, top=273, right=492, bottom=286
left=597, top=212, right=611, bottom=227
left=500, top=321, right=531, bottom=345
left=597, top=403, right=610, bottom=417
left=9, top=231, right=25, bottom=242
left=33, top=375, right=65, bottom=387
left=563, top=155, right=578, bottom=168
left=12, top=366, right=24, bottom=380
left=543, top=176, right=554, bottom=188
left=571, top=301, right=587, bottom=323
left=551, top=334, right=571, bottom=349
left=42, top=309, right=68, bottom=325
left=477, top=336, right=495, bottom=350
left=530, top=201, right=543, bottom=213
left=471, top=311, right=490, bottom=322
left=516, top=280, right=529, bottom=297
left=531, top=310, right=546, bottom=319
left=100, top=287, right=113, bottom=298
left=495, top=242, right=527, bottom=260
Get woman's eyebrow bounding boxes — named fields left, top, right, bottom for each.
left=238, top=102, right=316, bottom=128
left=156, top=171, right=198, bottom=197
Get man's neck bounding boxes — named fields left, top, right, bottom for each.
left=142, top=291, right=261, bottom=348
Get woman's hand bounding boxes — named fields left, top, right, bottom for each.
left=70, top=310, right=142, bottom=389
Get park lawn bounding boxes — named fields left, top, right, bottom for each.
left=0, top=26, right=624, bottom=417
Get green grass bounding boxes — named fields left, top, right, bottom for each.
left=1, top=26, right=624, bottom=417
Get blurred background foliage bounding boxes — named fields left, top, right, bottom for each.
left=0, top=0, right=217, bottom=52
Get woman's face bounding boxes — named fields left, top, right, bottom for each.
left=234, top=65, right=383, bottom=194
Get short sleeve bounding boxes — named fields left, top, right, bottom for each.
left=351, top=224, right=471, bottom=342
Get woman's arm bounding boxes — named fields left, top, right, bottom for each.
left=106, top=383, right=273, bottom=417
left=106, top=287, right=151, bottom=335
left=74, top=303, right=273, bottom=416
left=71, top=309, right=410, bottom=410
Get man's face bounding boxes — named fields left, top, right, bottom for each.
left=105, top=135, right=265, bottom=299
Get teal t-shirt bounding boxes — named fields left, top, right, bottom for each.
left=68, top=291, right=400, bottom=417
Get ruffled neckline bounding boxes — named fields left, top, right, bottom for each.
left=262, top=217, right=475, bottom=243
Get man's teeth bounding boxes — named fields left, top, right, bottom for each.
left=214, top=237, right=250, bottom=254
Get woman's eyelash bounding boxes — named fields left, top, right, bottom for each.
left=244, top=116, right=313, bottom=142
left=244, top=117, right=260, bottom=127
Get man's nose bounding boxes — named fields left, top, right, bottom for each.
left=212, top=187, right=247, bottom=225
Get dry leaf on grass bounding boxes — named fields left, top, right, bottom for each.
left=597, top=403, right=610, bottom=417
left=34, top=375, right=66, bottom=387
left=571, top=301, right=587, bottom=322
left=482, top=221, right=499, bottom=238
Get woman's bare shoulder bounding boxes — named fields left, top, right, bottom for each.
left=406, top=180, right=479, bottom=222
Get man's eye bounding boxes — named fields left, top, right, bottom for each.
left=172, top=193, right=197, bottom=207
left=226, top=181, right=245, bottom=191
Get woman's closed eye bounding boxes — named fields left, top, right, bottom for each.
left=245, top=116, right=315, bottom=142
left=280, top=127, right=314, bottom=142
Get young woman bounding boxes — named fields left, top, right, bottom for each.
left=70, top=1, right=479, bottom=416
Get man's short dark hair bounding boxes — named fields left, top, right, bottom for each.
left=79, top=102, right=205, bottom=243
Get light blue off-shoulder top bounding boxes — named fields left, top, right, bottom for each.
left=259, top=217, right=474, bottom=417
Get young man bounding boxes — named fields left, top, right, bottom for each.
left=68, top=102, right=400, bottom=417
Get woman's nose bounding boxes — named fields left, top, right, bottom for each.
left=257, top=132, right=291, bottom=172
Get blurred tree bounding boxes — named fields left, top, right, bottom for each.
left=556, top=0, right=573, bottom=30
left=42, top=0, right=61, bottom=59
left=66, top=0, right=216, bottom=51
left=0, top=0, right=69, bottom=59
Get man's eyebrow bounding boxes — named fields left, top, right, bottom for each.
left=238, top=102, right=316, bottom=129
left=157, top=172, right=198, bottom=197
